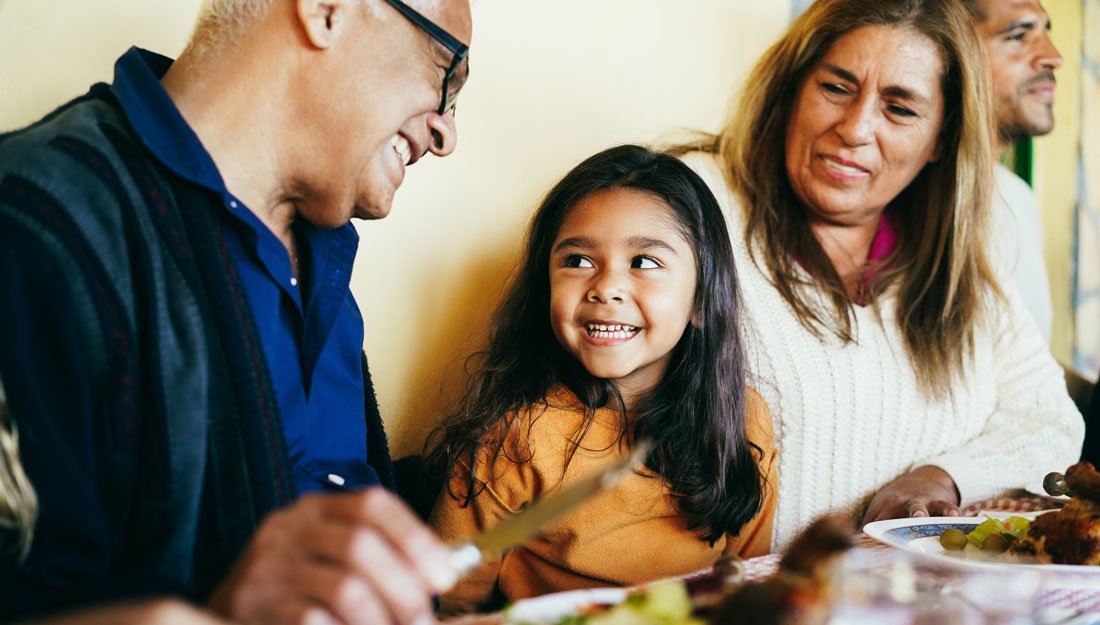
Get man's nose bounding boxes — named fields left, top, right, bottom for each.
left=1035, top=32, right=1063, bottom=71
left=428, top=110, right=458, bottom=157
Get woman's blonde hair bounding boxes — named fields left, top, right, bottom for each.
left=0, top=377, right=37, bottom=561
left=703, top=0, right=997, bottom=396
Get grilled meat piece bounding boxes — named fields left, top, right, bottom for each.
left=709, top=515, right=853, bottom=625
left=1011, top=496, right=1100, bottom=565
left=1066, top=461, right=1100, bottom=502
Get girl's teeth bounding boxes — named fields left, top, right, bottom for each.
left=586, top=323, right=638, bottom=339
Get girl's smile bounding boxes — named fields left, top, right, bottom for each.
left=548, top=187, right=698, bottom=406
left=583, top=321, right=641, bottom=343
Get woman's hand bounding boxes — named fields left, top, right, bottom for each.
left=862, top=465, right=961, bottom=524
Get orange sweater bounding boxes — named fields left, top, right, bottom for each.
left=430, top=385, right=777, bottom=615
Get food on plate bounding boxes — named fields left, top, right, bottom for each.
left=707, top=515, right=853, bottom=625
left=550, top=580, right=703, bottom=625
left=938, top=527, right=968, bottom=551
left=966, top=516, right=1031, bottom=550
left=1011, top=461, right=1100, bottom=565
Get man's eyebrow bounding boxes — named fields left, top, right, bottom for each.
left=822, top=64, right=932, bottom=105
left=997, top=17, right=1043, bottom=35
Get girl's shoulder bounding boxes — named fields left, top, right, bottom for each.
left=744, top=386, right=775, bottom=447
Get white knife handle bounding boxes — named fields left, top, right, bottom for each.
left=448, top=541, right=484, bottom=579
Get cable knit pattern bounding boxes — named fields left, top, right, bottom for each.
left=681, top=152, right=1084, bottom=551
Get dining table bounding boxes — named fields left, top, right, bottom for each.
left=439, top=492, right=1100, bottom=625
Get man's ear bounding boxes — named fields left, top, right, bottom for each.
left=297, top=0, right=352, bottom=49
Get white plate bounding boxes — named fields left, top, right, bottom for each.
left=504, top=587, right=628, bottom=624
left=862, top=512, right=1100, bottom=579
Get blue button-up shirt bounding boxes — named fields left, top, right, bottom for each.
left=110, top=47, right=378, bottom=494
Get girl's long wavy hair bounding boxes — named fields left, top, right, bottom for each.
left=680, top=0, right=998, bottom=397
left=426, top=145, right=764, bottom=543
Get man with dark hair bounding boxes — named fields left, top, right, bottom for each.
left=966, top=0, right=1062, bottom=342
left=0, top=1, right=471, bottom=624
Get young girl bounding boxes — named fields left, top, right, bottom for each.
left=427, top=145, right=776, bottom=614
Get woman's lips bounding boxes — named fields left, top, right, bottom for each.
left=819, top=154, right=869, bottom=181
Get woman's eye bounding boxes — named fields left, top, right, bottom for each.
left=631, top=256, right=660, bottom=269
left=821, top=82, right=849, bottom=95
left=888, top=105, right=917, bottom=118
left=563, top=255, right=593, bottom=268
left=1007, top=31, right=1027, bottom=42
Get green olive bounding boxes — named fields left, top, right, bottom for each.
left=939, top=528, right=968, bottom=551
left=981, top=533, right=1009, bottom=553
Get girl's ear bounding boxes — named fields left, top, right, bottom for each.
left=297, top=0, right=350, bottom=49
left=690, top=309, right=702, bottom=329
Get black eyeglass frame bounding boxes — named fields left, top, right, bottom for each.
left=381, top=0, right=469, bottom=115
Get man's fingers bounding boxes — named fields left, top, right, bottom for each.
left=315, top=489, right=457, bottom=591
left=294, top=523, right=436, bottom=625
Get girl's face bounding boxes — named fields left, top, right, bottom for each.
left=548, top=188, right=698, bottom=407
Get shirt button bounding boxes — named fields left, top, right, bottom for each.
left=229, top=200, right=238, bottom=209
left=326, top=473, right=346, bottom=487
left=290, top=277, right=298, bottom=287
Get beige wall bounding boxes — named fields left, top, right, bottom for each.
left=1035, top=0, right=1084, bottom=367
left=0, top=1, right=791, bottom=457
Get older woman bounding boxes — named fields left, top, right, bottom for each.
left=680, top=0, right=1083, bottom=550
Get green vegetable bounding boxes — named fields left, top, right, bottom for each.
left=981, top=533, right=1009, bottom=552
left=939, top=527, right=968, bottom=551
left=966, top=516, right=1031, bottom=549
left=570, top=580, right=703, bottom=625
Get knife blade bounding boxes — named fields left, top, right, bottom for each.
left=447, top=439, right=652, bottom=577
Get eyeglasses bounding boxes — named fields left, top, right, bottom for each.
left=381, top=0, right=469, bottom=115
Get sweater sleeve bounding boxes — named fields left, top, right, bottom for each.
left=722, top=388, right=777, bottom=558
left=429, top=446, right=531, bottom=616
left=0, top=207, right=169, bottom=618
left=925, top=284, right=1084, bottom=503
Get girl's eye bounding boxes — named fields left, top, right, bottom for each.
left=1007, top=31, right=1027, bottom=42
left=563, top=255, right=593, bottom=268
left=631, top=256, right=660, bottom=269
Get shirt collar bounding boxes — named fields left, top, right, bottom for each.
left=109, top=46, right=231, bottom=198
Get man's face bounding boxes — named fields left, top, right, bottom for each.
left=975, top=0, right=1062, bottom=146
left=293, top=0, right=473, bottom=228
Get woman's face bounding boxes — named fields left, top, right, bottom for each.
left=785, top=25, right=946, bottom=226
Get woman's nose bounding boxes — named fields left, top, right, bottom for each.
left=835, top=99, right=876, bottom=147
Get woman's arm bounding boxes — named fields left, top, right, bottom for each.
left=864, top=284, right=1084, bottom=523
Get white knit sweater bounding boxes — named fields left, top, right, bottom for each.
left=683, top=152, right=1084, bottom=551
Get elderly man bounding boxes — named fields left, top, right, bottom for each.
left=965, top=0, right=1062, bottom=341
left=0, top=1, right=470, bottom=624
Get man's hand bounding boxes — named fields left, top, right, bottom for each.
left=208, top=488, right=456, bottom=625
left=862, top=465, right=961, bottom=524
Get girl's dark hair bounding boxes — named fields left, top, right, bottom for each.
left=426, top=144, right=764, bottom=543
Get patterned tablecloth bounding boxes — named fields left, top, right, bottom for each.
left=441, top=494, right=1100, bottom=624
left=734, top=494, right=1100, bottom=618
